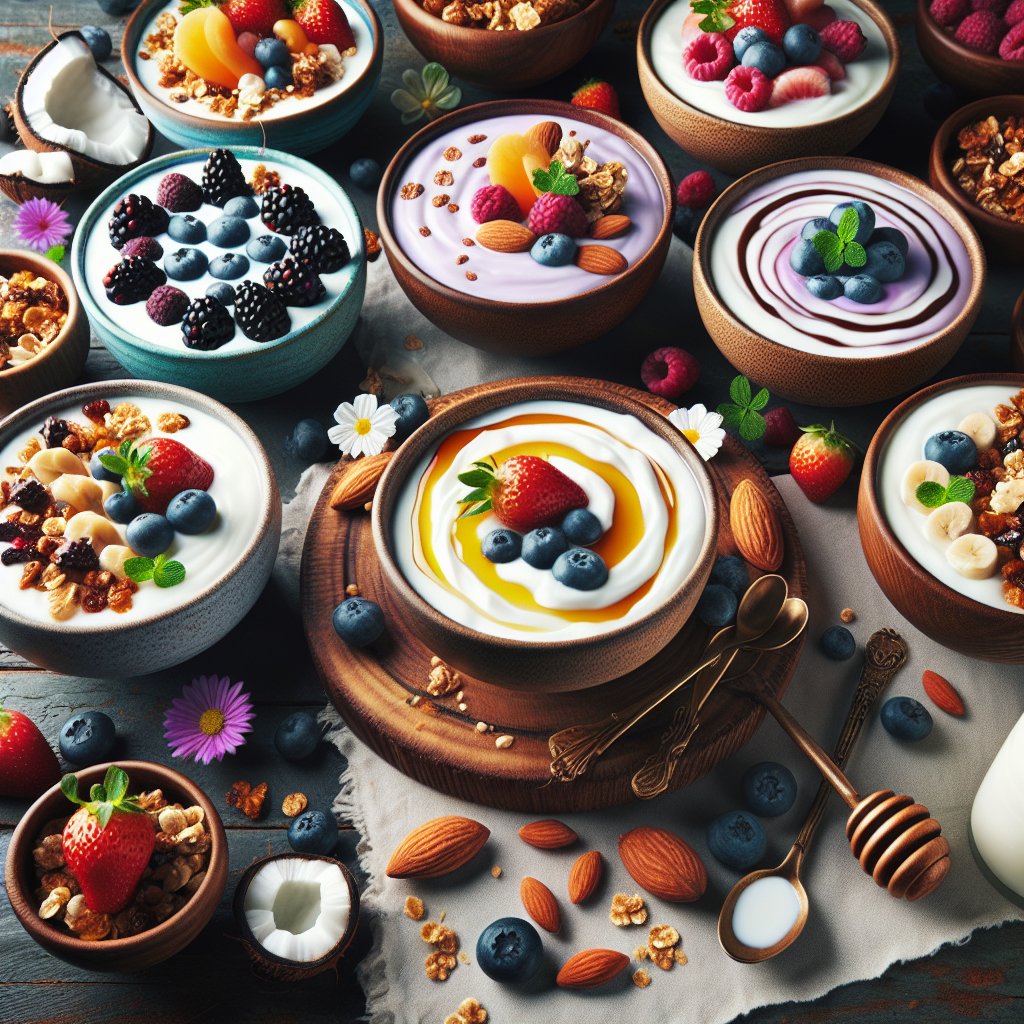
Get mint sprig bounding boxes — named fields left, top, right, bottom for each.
left=690, top=0, right=736, bottom=34
left=124, top=553, right=186, bottom=588
left=61, top=765, right=144, bottom=829
left=717, top=375, right=770, bottom=442
left=531, top=160, right=580, bottom=197
left=812, top=207, right=866, bottom=273
left=916, top=476, right=976, bottom=509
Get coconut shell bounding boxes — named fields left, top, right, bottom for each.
left=0, top=171, right=76, bottom=206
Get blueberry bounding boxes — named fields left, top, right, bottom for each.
left=843, top=273, right=882, bottom=304
left=562, top=508, right=603, bottom=546
left=206, top=281, right=235, bottom=305
left=732, top=25, right=769, bottom=61
left=476, top=917, right=544, bottom=984
left=696, top=583, right=738, bottom=628
left=288, top=809, right=338, bottom=855
left=552, top=547, right=608, bottom=590
left=530, top=232, right=576, bottom=267
left=224, top=194, right=259, bottom=219
left=672, top=206, right=701, bottom=245
left=782, top=23, right=821, bottom=64
left=709, top=555, right=748, bottom=598
left=349, top=158, right=382, bottom=190
left=863, top=241, right=905, bottom=283
left=285, top=418, right=329, bottom=462
left=521, top=527, right=567, bottom=569
left=482, top=528, right=522, bottom=563
left=164, top=247, right=208, bottom=281
left=126, top=513, right=174, bottom=558
left=332, top=596, right=385, bottom=646
left=707, top=810, right=767, bottom=871
left=254, top=36, right=290, bottom=69
left=829, top=201, right=875, bottom=244
left=742, top=761, right=798, bottom=817
left=805, top=274, right=843, bottom=300
left=742, top=41, right=786, bottom=78
left=1004, top=437, right=1022, bottom=460
left=265, top=65, right=293, bottom=90
left=274, top=711, right=321, bottom=761
left=800, top=217, right=833, bottom=242
left=869, top=226, right=909, bottom=258
left=246, top=234, right=288, bottom=264
left=91, top=446, right=122, bottom=483
left=389, top=393, right=430, bottom=440
left=104, top=490, right=137, bottom=524
left=924, top=430, right=977, bottom=474
left=58, top=711, right=116, bottom=766
left=208, top=214, right=249, bottom=248
left=166, top=489, right=217, bottom=534
left=167, top=214, right=206, bottom=244
left=819, top=624, right=856, bottom=661
left=208, top=252, right=250, bottom=280
left=79, top=25, right=112, bottom=61
left=880, top=696, right=933, bottom=742
left=789, top=239, right=825, bottom=277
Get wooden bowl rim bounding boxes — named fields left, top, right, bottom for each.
left=5, top=759, right=228, bottom=957
left=861, top=371, right=1024, bottom=623
left=692, top=154, right=988, bottom=370
left=915, top=0, right=1024, bottom=79
left=375, top=99, right=673, bottom=313
left=370, top=374, right=720, bottom=656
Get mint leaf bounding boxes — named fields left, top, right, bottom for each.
left=844, top=241, right=867, bottom=268
left=837, top=206, right=859, bottom=243
left=813, top=229, right=843, bottom=272
left=916, top=476, right=976, bottom=508
left=153, top=558, right=186, bottom=588
left=749, top=387, right=770, bottom=412
left=729, top=375, right=752, bottom=407
left=123, top=556, right=155, bottom=583
left=738, top=409, right=767, bottom=441
left=45, top=244, right=65, bottom=264
left=915, top=481, right=947, bottom=508
left=717, top=402, right=744, bottom=431
left=718, top=375, right=771, bottom=444
left=946, top=476, right=976, bottom=505
left=531, top=160, right=579, bottom=197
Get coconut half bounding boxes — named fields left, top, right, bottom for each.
left=13, top=32, right=154, bottom=192
left=0, top=149, right=76, bottom=205
left=234, top=853, right=359, bottom=981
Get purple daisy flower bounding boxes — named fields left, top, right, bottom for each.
left=15, top=198, right=72, bottom=253
left=164, top=674, right=255, bottom=764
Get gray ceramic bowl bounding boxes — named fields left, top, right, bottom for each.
left=0, top=380, right=281, bottom=676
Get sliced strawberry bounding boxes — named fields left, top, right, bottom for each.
left=769, top=65, right=831, bottom=108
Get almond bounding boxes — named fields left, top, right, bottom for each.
left=590, top=215, right=631, bottom=240
left=520, top=876, right=561, bottom=933
left=329, top=451, right=394, bottom=511
left=385, top=815, right=489, bottom=879
left=922, top=670, right=965, bottom=717
left=518, top=819, right=577, bottom=849
left=729, top=478, right=784, bottom=572
left=556, top=948, right=630, bottom=989
left=618, top=826, right=707, bottom=903
left=568, top=850, right=603, bottom=905
left=525, top=120, right=563, bottom=156
left=475, top=220, right=536, bottom=253
left=575, top=244, right=628, bottom=276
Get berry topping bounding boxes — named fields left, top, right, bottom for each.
left=482, top=528, right=523, bottom=564
left=156, top=172, right=203, bottom=212
left=260, top=183, right=320, bottom=234
left=233, top=281, right=291, bottom=342
left=676, top=170, right=717, bottom=210
left=145, top=285, right=190, bottom=327
left=0, top=547, right=34, bottom=566
left=54, top=538, right=101, bottom=572
left=1000, top=19, right=1024, bottom=58
left=929, top=0, right=970, bottom=26
left=82, top=399, right=110, bottom=424
left=470, top=184, right=522, bottom=225
left=782, top=22, right=822, bottom=64
left=526, top=193, right=589, bottom=239
left=101, top=436, right=214, bottom=515
left=202, top=148, right=252, bottom=207
left=41, top=416, right=74, bottom=449
left=742, top=40, right=786, bottom=78
left=552, top=547, right=608, bottom=590
left=120, top=235, right=163, bottom=261
left=695, top=0, right=791, bottom=45
left=332, top=596, right=385, bottom=647
left=762, top=406, right=802, bottom=447
left=683, top=32, right=735, bottom=81
left=9, top=477, right=49, bottom=512
left=289, top=224, right=351, bottom=273
left=640, top=346, right=701, bottom=399
left=180, top=296, right=235, bottom=350
left=768, top=65, right=831, bottom=107
left=819, top=18, right=868, bottom=61
left=814, top=49, right=847, bottom=81
left=263, top=257, right=326, bottom=306
left=103, top=256, right=166, bottom=305
left=724, top=64, right=772, bottom=112
left=1008, top=0, right=1024, bottom=24
left=570, top=78, right=620, bottom=118
left=292, top=0, right=357, bottom=51
left=108, top=194, right=168, bottom=250
left=530, top=232, right=577, bottom=267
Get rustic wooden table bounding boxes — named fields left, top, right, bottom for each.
left=1, top=0, right=1022, bottom=1020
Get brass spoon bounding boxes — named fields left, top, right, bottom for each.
left=719, top=629, right=909, bottom=963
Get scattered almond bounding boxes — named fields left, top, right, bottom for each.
left=568, top=850, right=603, bottom=904
left=520, top=876, right=561, bottom=933
left=475, top=220, right=536, bottom=253
left=556, top=948, right=630, bottom=989
left=518, top=819, right=578, bottom=849
left=729, top=478, right=784, bottom=572
left=618, top=827, right=707, bottom=903
left=575, top=244, right=628, bottom=276
left=590, top=214, right=631, bottom=240
left=330, top=451, right=395, bottom=511
left=386, top=816, right=490, bottom=879
left=524, top=120, right=563, bottom=157
left=922, top=670, right=966, bottom=717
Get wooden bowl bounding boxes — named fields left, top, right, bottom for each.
left=915, top=0, right=1024, bottom=99
left=393, top=0, right=613, bottom=90
left=929, top=96, right=1024, bottom=263
left=377, top=100, right=673, bottom=356
left=857, top=372, right=1024, bottom=663
left=637, top=0, right=900, bottom=176
left=692, top=156, right=987, bottom=407
left=5, top=760, right=228, bottom=972
left=1012, top=287, right=1024, bottom=372
left=370, top=376, right=720, bottom=692
left=0, top=250, right=89, bottom=419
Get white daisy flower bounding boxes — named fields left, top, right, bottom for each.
left=328, top=393, right=398, bottom=459
left=667, top=403, right=726, bottom=461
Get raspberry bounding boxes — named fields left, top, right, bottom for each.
left=470, top=184, right=521, bottom=224
left=954, top=10, right=1004, bottom=51
left=763, top=407, right=802, bottom=448
left=640, top=347, right=700, bottom=400
left=683, top=32, right=735, bottom=81
left=526, top=193, right=589, bottom=238
left=999, top=19, right=1024, bottom=57
left=928, top=0, right=970, bottom=23
left=819, top=19, right=868, bottom=61
left=724, top=65, right=772, bottom=112
left=146, top=285, right=190, bottom=327
left=971, top=0, right=1009, bottom=12
left=120, top=236, right=163, bottom=261
left=1007, top=0, right=1024, bottom=24
left=676, top=170, right=717, bottom=210
left=814, top=49, right=847, bottom=81
left=156, top=172, right=202, bottom=213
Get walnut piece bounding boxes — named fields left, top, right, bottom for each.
left=610, top=892, right=648, bottom=926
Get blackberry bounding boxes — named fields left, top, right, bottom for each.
left=39, top=416, right=73, bottom=450
left=260, top=184, right=319, bottom=235
left=202, top=148, right=251, bottom=207
left=0, top=547, right=34, bottom=566
left=9, top=477, right=49, bottom=511
left=0, top=522, right=21, bottom=542
left=54, top=538, right=100, bottom=572
left=233, top=281, right=291, bottom=342
left=263, top=257, right=325, bottom=307
left=180, top=297, right=235, bottom=350
left=108, top=193, right=169, bottom=250
left=103, top=256, right=166, bottom=305
left=289, top=224, right=350, bottom=273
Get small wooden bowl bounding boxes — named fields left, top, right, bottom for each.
left=5, top=760, right=228, bottom=972
left=377, top=100, right=673, bottom=356
left=0, top=250, right=89, bottom=419
left=915, top=0, right=1024, bottom=99
left=1012, top=288, right=1024, bottom=372
left=637, top=0, right=900, bottom=176
left=392, top=0, right=614, bottom=91
left=929, top=96, right=1024, bottom=263
left=370, top=376, right=720, bottom=692
left=858, top=373, right=1024, bottom=663
left=692, top=156, right=987, bottom=407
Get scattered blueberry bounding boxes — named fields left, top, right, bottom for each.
left=476, top=917, right=544, bottom=984
left=332, top=596, right=385, bottom=646
left=789, top=239, right=826, bottom=277
left=924, top=430, right=977, bottom=473
left=696, top=583, right=738, bottom=629
left=58, top=710, right=116, bottom=766
left=782, top=23, right=821, bottom=64
left=224, top=194, right=259, bottom=219
left=164, top=247, right=208, bottom=281
left=285, top=418, right=329, bottom=462
left=844, top=274, right=882, bottom=304
left=104, top=490, right=137, bottom=524
left=264, top=65, right=293, bottom=90
left=819, top=624, right=856, bottom=661
left=562, top=508, right=603, bottom=546
left=863, top=241, right=905, bottom=283
left=880, top=696, right=933, bottom=742
left=246, top=234, right=288, bottom=263
left=288, top=809, right=338, bottom=854
left=530, top=232, right=576, bottom=267
left=552, top=548, right=608, bottom=590
left=274, top=711, right=321, bottom=761
left=79, top=25, right=112, bottom=62
left=90, top=447, right=122, bottom=483
left=923, top=80, right=962, bottom=122
left=829, top=201, right=875, bottom=244
left=742, top=761, right=798, bottom=817
left=521, top=526, right=567, bottom=570
left=208, top=252, right=250, bottom=280
left=869, top=226, right=909, bottom=258
left=707, top=810, right=767, bottom=871
left=732, top=25, right=769, bottom=61
left=349, top=158, right=382, bottom=190
left=709, top=555, right=748, bottom=598
left=672, top=206, right=701, bottom=245
left=206, top=281, right=235, bottom=305
left=254, top=36, right=290, bottom=69
left=166, top=489, right=217, bottom=534
left=800, top=217, right=833, bottom=242
left=126, top=513, right=174, bottom=558
left=482, top=528, right=522, bottom=563
left=805, top=274, right=844, bottom=300
left=167, top=214, right=206, bottom=244
left=742, top=41, right=786, bottom=79
left=389, top=393, right=430, bottom=440
left=208, top=214, right=249, bottom=248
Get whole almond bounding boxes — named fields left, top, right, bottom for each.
left=329, top=451, right=394, bottom=511
left=568, top=850, right=603, bottom=904
left=575, top=244, right=628, bottom=275
left=590, top=215, right=631, bottom=240
left=729, top=478, right=784, bottom=572
left=618, top=826, right=707, bottom=903
left=520, top=876, right=561, bottom=933
left=556, top=948, right=630, bottom=989
left=922, top=670, right=965, bottom=717
left=385, top=815, right=489, bottom=879
left=518, top=819, right=577, bottom=849
left=475, top=220, right=536, bottom=253
left=525, top=120, right=563, bottom=156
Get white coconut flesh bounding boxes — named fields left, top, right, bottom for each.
left=21, top=36, right=149, bottom=167
left=0, top=150, right=74, bottom=184
left=243, top=857, right=351, bottom=963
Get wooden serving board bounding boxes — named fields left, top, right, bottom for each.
left=300, top=384, right=807, bottom=812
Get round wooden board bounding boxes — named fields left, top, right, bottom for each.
left=301, top=382, right=807, bottom=812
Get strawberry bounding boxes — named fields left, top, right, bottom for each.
left=102, top=438, right=214, bottom=515
left=0, top=704, right=60, bottom=800
left=290, top=0, right=356, bottom=50
left=458, top=455, right=588, bottom=534
left=789, top=423, right=858, bottom=502
left=61, top=766, right=156, bottom=915
left=180, top=0, right=290, bottom=37
left=693, top=0, right=792, bottom=44
left=571, top=79, right=620, bottom=119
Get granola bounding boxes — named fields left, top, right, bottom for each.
left=427, top=0, right=589, bottom=29
left=0, top=271, right=68, bottom=372
left=610, top=892, right=648, bottom=926
left=951, top=115, right=1024, bottom=225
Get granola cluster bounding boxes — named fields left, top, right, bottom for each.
left=952, top=115, right=1024, bottom=224
left=554, top=135, right=629, bottom=221
left=633, top=923, right=688, bottom=973
left=428, top=0, right=589, bottom=30
left=421, top=917, right=461, bottom=980
left=0, top=271, right=68, bottom=372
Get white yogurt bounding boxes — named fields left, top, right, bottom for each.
left=730, top=875, right=802, bottom=949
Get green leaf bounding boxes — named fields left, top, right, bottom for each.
left=89, top=783, right=105, bottom=802
left=532, top=160, right=580, bottom=197
left=946, top=476, right=976, bottom=505
left=837, top=206, right=859, bottom=243
left=45, top=244, right=65, bottom=264
left=95, top=803, right=113, bottom=829
left=749, top=388, right=770, bottom=412
left=458, top=499, right=492, bottom=519
left=123, top=556, right=155, bottom=583
left=98, top=453, right=128, bottom=476
left=738, top=409, right=767, bottom=441
left=844, top=241, right=867, bottom=268
left=153, top=559, right=186, bottom=589
left=717, top=402, right=744, bottom=430
left=719, top=374, right=771, bottom=444
left=729, top=375, right=752, bottom=407
left=60, top=773, right=80, bottom=805
left=421, top=62, right=450, bottom=97
left=457, top=469, right=491, bottom=487
left=812, top=229, right=843, bottom=272
left=915, top=481, right=947, bottom=508
left=104, top=766, right=129, bottom=804
left=460, top=487, right=489, bottom=503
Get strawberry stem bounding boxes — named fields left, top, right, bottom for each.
left=61, top=765, right=145, bottom=828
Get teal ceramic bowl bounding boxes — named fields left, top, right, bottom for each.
left=122, top=0, right=382, bottom=156
left=71, top=146, right=366, bottom=402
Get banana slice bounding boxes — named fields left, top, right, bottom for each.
left=901, top=460, right=950, bottom=514
left=63, top=511, right=122, bottom=552
left=99, top=544, right=133, bottom=577
left=958, top=411, right=997, bottom=451
left=923, top=502, right=974, bottom=546
left=945, top=533, right=998, bottom=580
left=27, top=447, right=87, bottom=484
